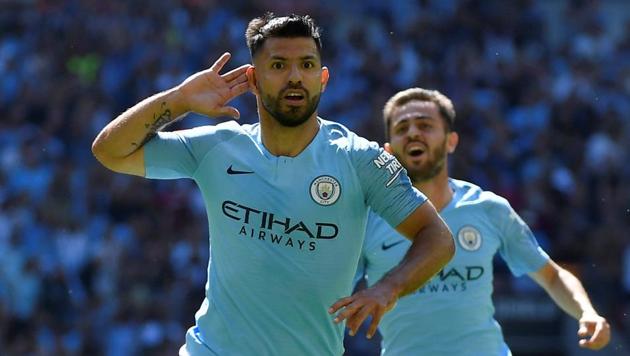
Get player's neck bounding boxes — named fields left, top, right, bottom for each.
left=413, top=169, right=453, bottom=212
left=259, top=113, right=320, bottom=157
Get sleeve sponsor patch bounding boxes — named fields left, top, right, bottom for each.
left=372, top=151, right=404, bottom=187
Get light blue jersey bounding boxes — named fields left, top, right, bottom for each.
left=144, top=119, right=426, bottom=355
left=358, top=179, right=549, bottom=356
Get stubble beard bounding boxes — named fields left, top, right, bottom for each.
left=261, top=91, right=321, bottom=128
left=406, top=139, right=448, bottom=184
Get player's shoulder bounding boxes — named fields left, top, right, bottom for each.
left=173, top=120, right=241, bottom=137
left=451, top=178, right=512, bottom=213
left=318, top=118, right=379, bottom=153
left=175, top=120, right=257, bottom=143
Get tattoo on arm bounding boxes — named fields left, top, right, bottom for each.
left=145, top=101, right=173, bottom=132
left=131, top=101, right=173, bottom=147
left=132, top=132, right=157, bottom=147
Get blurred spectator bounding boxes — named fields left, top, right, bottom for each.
left=1, top=0, right=628, bottom=354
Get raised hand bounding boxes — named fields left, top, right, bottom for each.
left=177, top=52, right=250, bottom=119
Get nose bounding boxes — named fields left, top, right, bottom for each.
left=407, top=124, right=422, bottom=139
left=288, top=64, right=302, bottom=84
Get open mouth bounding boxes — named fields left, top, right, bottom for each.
left=408, top=147, right=424, bottom=157
left=283, top=91, right=305, bottom=102
left=406, top=143, right=426, bottom=157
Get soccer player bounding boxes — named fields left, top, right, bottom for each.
left=357, top=88, right=611, bottom=355
left=91, top=15, right=454, bottom=355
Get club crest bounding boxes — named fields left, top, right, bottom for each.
left=310, top=175, right=341, bottom=206
left=457, top=225, right=482, bottom=251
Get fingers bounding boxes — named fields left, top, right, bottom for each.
left=333, top=301, right=362, bottom=324
left=223, top=64, right=251, bottom=82
left=216, top=106, right=240, bottom=120
left=588, top=321, right=604, bottom=343
left=228, top=71, right=249, bottom=90
left=335, top=301, right=385, bottom=339
left=579, top=340, right=592, bottom=348
left=577, top=322, right=589, bottom=338
left=579, top=337, right=604, bottom=350
left=210, top=52, right=231, bottom=73
left=230, top=82, right=250, bottom=98
left=578, top=320, right=610, bottom=350
left=217, top=67, right=249, bottom=105
left=329, top=296, right=354, bottom=316
left=366, top=309, right=384, bottom=339
left=346, top=305, right=372, bottom=336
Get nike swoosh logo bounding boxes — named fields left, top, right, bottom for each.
left=227, top=165, right=254, bottom=175
left=381, top=240, right=405, bottom=251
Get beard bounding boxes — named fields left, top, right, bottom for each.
left=260, top=87, right=321, bottom=127
left=404, top=138, right=448, bottom=183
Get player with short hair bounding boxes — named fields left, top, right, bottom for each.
left=357, top=87, right=611, bottom=355
left=92, top=14, right=454, bottom=355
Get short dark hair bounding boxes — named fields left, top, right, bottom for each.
left=245, top=13, right=322, bottom=59
left=383, top=88, right=456, bottom=139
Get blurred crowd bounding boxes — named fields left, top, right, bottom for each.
left=0, top=0, right=628, bottom=355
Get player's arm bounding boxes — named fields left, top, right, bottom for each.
left=330, top=201, right=454, bottom=338
left=91, top=53, right=250, bottom=176
left=529, top=260, right=611, bottom=350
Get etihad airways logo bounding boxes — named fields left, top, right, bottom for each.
left=221, top=200, right=339, bottom=252
left=416, top=266, right=485, bottom=294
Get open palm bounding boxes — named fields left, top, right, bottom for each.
left=177, top=52, right=250, bottom=119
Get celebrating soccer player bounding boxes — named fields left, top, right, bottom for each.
left=357, top=87, right=611, bottom=355
left=91, top=14, right=454, bottom=355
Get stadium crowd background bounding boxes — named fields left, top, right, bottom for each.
left=0, top=0, right=628, bottom=355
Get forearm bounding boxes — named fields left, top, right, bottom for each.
left=376, top=222, right=454, bottom=297
left=530, top=262, right=610, bottom=349
left=92, top=87, right=188, bottom=158
left=543, top=266, right=598, bottom=320
left=329, top=204, right=454, bottom=338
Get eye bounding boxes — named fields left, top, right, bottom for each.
left=394, top=124, right=408, bottom=135
left=271, top=62, right=284, bottom=70
left=303, top=61, right=314, bottom=69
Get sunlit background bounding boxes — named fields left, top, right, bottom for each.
left=0, top=1, right=628, bottom=355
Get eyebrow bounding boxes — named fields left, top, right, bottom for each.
left=392, top=115, right=432, bottom=127
left=269, top=55, right=318, bottom=61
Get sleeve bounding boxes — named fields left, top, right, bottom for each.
left=493, top=196, right=550, bottom=277
left=351, top=139, right=427, bottom=228
left=144, top=124, right=230, bottom=179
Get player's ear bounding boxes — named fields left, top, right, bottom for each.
left=447, top=131, right=459, bottom=154
left=246, top=66, right=259, bottom=95
left=320, top=67, right=329, bottom=92
left=384, top=142, right=393, bottom=154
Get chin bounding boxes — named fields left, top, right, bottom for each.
left=274, top=115, right=311, bottom=128
left=405, top=160, right=425, bottom=171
